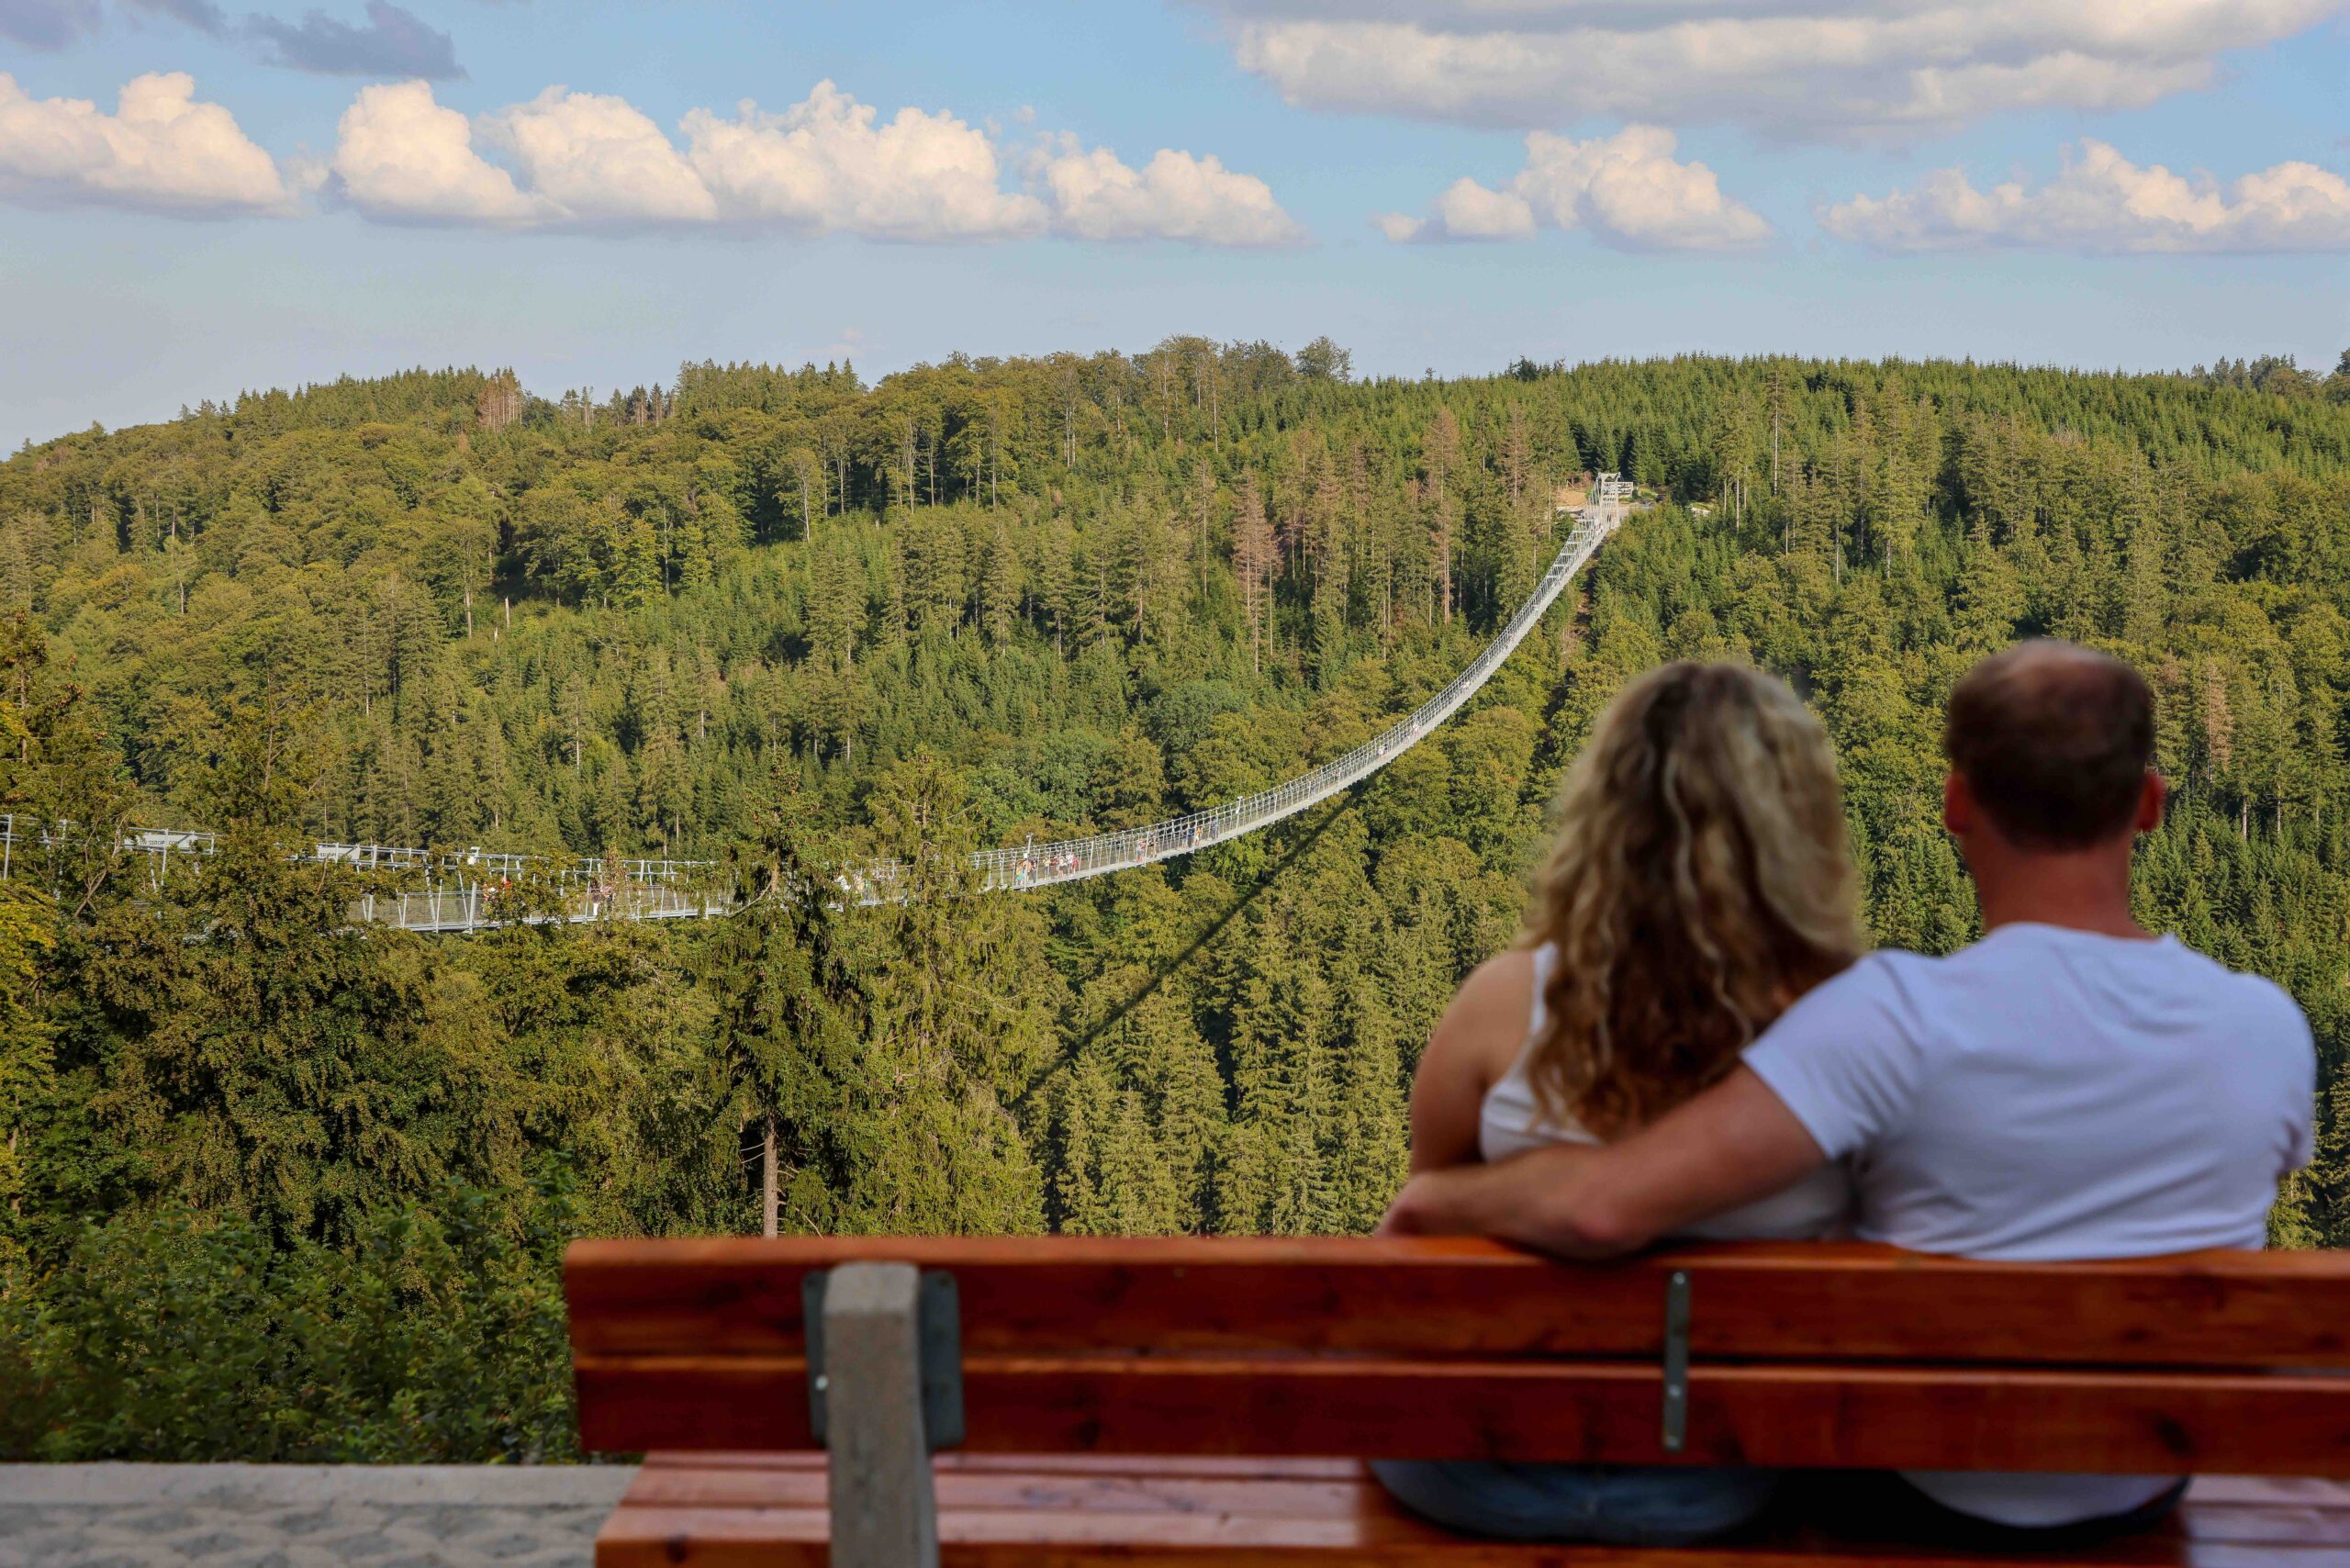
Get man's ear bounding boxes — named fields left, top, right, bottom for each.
left=2135, top=771, right=2166, bottom=834
left=1942, top=771, right=1972, bottom=837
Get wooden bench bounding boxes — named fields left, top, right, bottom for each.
left=565, top=1236, right=2350, bottom=1565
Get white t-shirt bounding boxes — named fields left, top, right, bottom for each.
left=1745, top=922, right=2315, bottom=1528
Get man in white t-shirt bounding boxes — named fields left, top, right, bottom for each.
left=1382, top=640, right=2315, bottom=1541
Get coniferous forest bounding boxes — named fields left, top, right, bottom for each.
left=3, top=345, right=2349, bottom=1461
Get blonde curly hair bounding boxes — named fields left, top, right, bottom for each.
left=1524, top=661, right=1863, bottom=1137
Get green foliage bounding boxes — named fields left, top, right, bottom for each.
left=3, top=345, right=2350, bottom=1459
left=0, top=1172, right=577, bottom=1462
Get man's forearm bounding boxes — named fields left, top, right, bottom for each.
left=1381, top=1068, right=1830, bottom=1257
left=1382, top=1144, right=1647, bottom=1259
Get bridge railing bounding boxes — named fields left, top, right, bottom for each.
left=0, top=816, right=718, bottom=931
left=0, top=503, right=1624, bottom=927
left=933, top=507, right=1617, bottom=894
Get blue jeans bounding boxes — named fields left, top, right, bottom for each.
left=1369, top=1460, right=1781, bottom=1547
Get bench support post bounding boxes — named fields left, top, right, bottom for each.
left=821, top=1261, right=940, bottom=1568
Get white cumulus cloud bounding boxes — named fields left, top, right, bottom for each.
left=317, top=78, right=1300, bottom=245
left=496, top=87, right=716, bottom=224
left=1379, top=126, right=1767, bottom=250
left=1822, top=140, right=2350, bottom=253
left=330, top=79, right=545, bottom=224
left=1035, top=138, right=1306, bottom=246
left=0, top=70, right=290, bottom=215
left=1208, top=0, right=2347, bottom=141
left=680, top=81, right=1043, bottom=241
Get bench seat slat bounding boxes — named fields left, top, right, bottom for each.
left=592, top=1459, right=2350, bottom=1568
left=611, top=1470, right=2350, bottom=1544
left=632, top=1452, right=1375, bottom=1481
left=576, top=1352, right=2350, bottom=1476
left=565, top=1238, right=2350, bottom=1369
left=621, top=1462, right=1391, bottom=1518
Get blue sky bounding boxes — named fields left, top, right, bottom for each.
left=3, top=0, right=2348, bottom=448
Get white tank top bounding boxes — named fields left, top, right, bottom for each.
left=1480, top=944, right=1852, bottom=1241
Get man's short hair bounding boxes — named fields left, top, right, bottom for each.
left=1943, top=642, right=2155, bottom=849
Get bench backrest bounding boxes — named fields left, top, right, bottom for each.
left=566, top=1237, right=2350, bottom=1475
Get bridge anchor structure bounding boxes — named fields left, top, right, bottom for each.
left=2, top=494, right=1634, bottom=934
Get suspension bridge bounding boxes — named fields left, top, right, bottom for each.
left=1, top=493, right=1632, bottom=933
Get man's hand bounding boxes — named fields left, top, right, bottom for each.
left=1374, top=1067, right=1831, bottom=1259
left=1375, top=1148, right=1619, bottom=1252
left=1377, top=1174, right=1471, bottom=1236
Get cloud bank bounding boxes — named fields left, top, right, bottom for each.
left=1378, top=127, right=1768, bottom=251
left=1204, top=0, right=2349, bottom=141
left=324, top=78, right=1304, bottom=245
left=1823, top=141, right=2350, bottom=253
left=0, top=71, right=1301, bottom=241
left=0, top=71, right=292, bottom=214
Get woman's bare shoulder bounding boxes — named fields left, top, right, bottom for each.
left=1453, top=947, right=1538, bottom=1019
left=1428, top=947, right=1539, bottom=1079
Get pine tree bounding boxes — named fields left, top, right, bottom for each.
left=1424, top=409, right=1460, bottom=624
left=708, top=776, right=865, bottom=1237
left=854, top=758, right=1051, bottom=1232
left=1232, top=472, right=1275, bottom=674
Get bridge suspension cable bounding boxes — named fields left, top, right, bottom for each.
left=1, top=498, right=1629, bottom=933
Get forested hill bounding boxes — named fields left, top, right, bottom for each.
left=6, top=350, right=2348, bottom=857
left=3, top=347, right=2350, bottom=1462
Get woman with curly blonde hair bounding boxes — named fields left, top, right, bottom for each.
left=1372, top=660, right=1863, bottom=1547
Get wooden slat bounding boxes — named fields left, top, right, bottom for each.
left=606, top=1506, right=2282, bottom=1568
left=616, top=1470, right=2350, bottom=1541
left=2188, top=1475, right=2350, bottom=1508
left=575, top=1352, right=2350, bottom=1475
left=622, top=1466, right=1379, bottom=1518
left=632, top=1452, right=1372, bottom=1482
left=565, top=1237, right=2350, bottom=1369
left=593, top=1461, right=2350, bottom=1568
left=630, top=1457, right=2350, bottom=1525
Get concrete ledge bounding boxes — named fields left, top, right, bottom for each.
left=0, top=1462, right=639, bottom=1506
